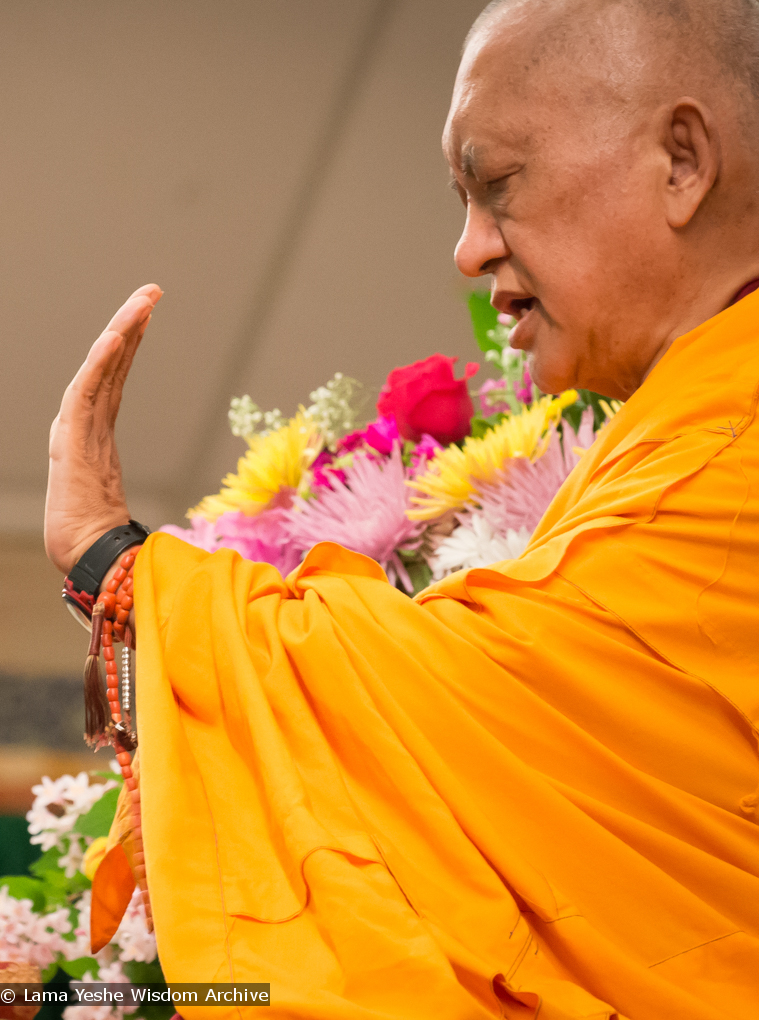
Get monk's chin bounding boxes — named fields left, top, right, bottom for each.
left=527, top=356, right=576, bottom=397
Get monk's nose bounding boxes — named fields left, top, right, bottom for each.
left=454, top=203, right=508, bottom=278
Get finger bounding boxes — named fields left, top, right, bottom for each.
left=98, top=288, right=163, bottom=404
left=107, top=314, right=151, bottom=425
left=55, top=330, right=124, bottom=435
left=105, top=292, right=162, bottom=421
left=102, top=287, right=162, bottom=384
left=57, top=286, right=162, bottom=438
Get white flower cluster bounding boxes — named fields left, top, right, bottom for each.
left=228, top=395, right=284, bottom=439
left=62, top=889, right=157, bottom=1020
left=0, top=886, right=72, bottom=969
left=26, top=771, right=117, bottom=877
left=306, top=372, right=359, bottom=447
left=483, top=318, right=518, bottom=375
left=68, top=887, right=157, bottom=968
left=431, top=516, right=532, bottom=580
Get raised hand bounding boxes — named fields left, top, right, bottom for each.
left=45, top=284, right=163, bottom=575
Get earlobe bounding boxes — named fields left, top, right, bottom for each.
left=662, top=98, right=720, bottom=229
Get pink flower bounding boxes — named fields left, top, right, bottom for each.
left=479, top=378, right=511, bottom=415
left=337, top=429, right=367, bottom=453
left=335, top=416, right=401, bottom=459
left=363, top=414, right=400, bottom=455
left=514, top=366, right=533, bottom=405
left=377, top=354, right=479, bottom=445
left=161, top=507, right=301, bottom=576
left=311, top=449, right=346, bottom=488
left=410, top=433, right=442, bottom=473
left=473, top=410, right=595, bottom=534
left=285, top=445, right=424, bottom=591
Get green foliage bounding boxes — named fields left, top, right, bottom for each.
left=469, top=413, right=506, bottom=439
left=562, top=389, right=609, bottom=432
left=40, top=961, right=60, bottom=983
left=123, top=961, right=175, bottom=1020
left=59, top=957, right=98, bottom=979
left=467, top=291, right=501, bottom=353
left=123, top=959, right=165, bottom=984
left=406, top=559, right=433, bottom=596
left=73, top=786, right=120, bottom=838
left=0, top=874, right=47, bottom=911
left=28, top=848, right=90, bottom=908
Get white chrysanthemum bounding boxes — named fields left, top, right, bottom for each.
left=430, top=515, right=531, bottom=580
left=0, top=886, right=72, bottom=968
left=26, top=772, right=117, bottom=853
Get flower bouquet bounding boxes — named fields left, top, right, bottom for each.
left=164, top=293, right=619, bottom=590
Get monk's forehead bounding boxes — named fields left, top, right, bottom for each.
left=444, top=0, right=691, bottom=174
left=445, top=11, right=604, bottom=175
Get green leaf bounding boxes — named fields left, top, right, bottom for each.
left=29, top=846, right=64, bottom=877
left=405, top=560, right=433, bottom=597
left=91, top=769, right=123, bottom=783
left=561, top=389, right=609, bottom=433
left=27, top=846, right=90, bottom=908
left=0, top=875, right=47, bottom=911
left=467, top=292, right=501, bottom=353
left=40, top=962, right=60, bottom=983
left=469, top=413, right=506, bottom=439
left=60, top=957, right=98, bottom=979
left=73, top=787, right=120, bottom=837
left=123, top=960, right=165, bottom=984
left=123, top=962, right=174, bottom=1020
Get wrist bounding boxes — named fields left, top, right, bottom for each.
left=65, top=516, right=132, bottom=575
left=99, top=544, right=141, bottom=639
left=62, top=521, right=150, bottom=631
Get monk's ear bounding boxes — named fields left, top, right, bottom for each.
left=661, top=98, right=721, bottom=229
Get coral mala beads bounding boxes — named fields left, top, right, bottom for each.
left=83, top=547, right=153, bottom=933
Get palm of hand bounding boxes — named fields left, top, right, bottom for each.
left=45, top=284, right=163, bottom=575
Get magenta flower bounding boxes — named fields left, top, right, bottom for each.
left=285, top=445, right=424, bottom=591
left=472, top=409, right=595, bottom=534
left=311, top=449, right=347, bottom=488
left=161, top=507, right=301, bottom=576
left=337, top=429, right=367, bottom=453
left=514, top=366, right=533, bottom=405
left=410, top=433, right=442, bottom=473
left=364, top=414, right=400, bottom=455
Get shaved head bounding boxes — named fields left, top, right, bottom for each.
left=443, top=0, right=759, bottom=398
left=471, top=0, right=759, bottom=103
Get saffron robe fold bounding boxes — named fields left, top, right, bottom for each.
left=127, top=293, right=759, bottom=1019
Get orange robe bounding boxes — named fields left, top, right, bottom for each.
left=119, top=294, right=759, bottom=1017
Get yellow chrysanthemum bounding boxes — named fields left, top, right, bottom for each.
left=190, top=412, right=320, bottom=521
left=407, top=391, right=578, bottom=521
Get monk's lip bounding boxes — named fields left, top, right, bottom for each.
left=509, top=303, right=539, bottom=350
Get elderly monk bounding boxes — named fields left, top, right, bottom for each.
left=45, top=0, right=759, bottom=1017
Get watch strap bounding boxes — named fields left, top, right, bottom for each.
left=67, top=520, right=151, bottom=599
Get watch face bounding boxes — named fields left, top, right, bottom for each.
left=64, top=595, right=93, bottom=633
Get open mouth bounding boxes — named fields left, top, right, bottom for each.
left=509, top=296, right=536, bottom=319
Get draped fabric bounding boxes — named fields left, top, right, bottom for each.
left=121, top=293, right=759, bottom=1018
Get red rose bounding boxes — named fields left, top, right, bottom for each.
left=377, top=354, right=479, bottom=446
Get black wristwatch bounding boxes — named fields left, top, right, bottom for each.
left=62, top=520, right=151, bottom=630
